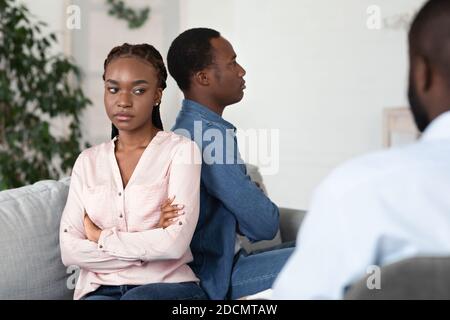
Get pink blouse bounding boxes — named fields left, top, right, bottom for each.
left=59, top=131, right=202, bottom=300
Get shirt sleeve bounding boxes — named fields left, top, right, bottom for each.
left=59, top=154, right=142, bottom=273
left=201, top=130, right=279, bottom=242
left=97, top=140, right=202, bottom=262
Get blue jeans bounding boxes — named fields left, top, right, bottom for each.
left=83, top=282, right=207, bottom=300
left=228, top=242, right=295, bottom=299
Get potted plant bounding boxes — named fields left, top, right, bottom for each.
left=0, top=0, right=91, bottom=190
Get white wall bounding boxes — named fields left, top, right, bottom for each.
left=18, top=0, right=428, bottom=211
left=180, top=0, right=427, bottom=210
left=19, top=0, right=70, bottom=54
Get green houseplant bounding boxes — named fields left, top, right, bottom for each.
left=106, top=0, right=150, bottom=29
left=0, top=0, right=91, bottom=190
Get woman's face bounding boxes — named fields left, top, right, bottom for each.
left=104, top=57, right=162, bottom=134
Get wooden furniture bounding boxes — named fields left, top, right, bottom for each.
left=383, top=107, right=420, bottom=148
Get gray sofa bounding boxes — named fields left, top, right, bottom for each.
left=344, top=256, right=450, bottom=300
left=0, top=177, right=304, bottom=300
left=2, top=177, right=447, bottom=300
left=0, top=178, right=73, bottom=299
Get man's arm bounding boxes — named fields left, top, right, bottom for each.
left=201, top=159, right=279, bottom=242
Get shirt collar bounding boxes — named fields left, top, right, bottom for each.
left=109, top=130, right=166, bottom=150
left=421, top=110, right=450, bottom=142
left=182, top=99, right=236, bottom=131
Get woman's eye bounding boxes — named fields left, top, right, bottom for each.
left=133, top=88, right=146, bottom=95
left=108, top=87, right=118, bottom=94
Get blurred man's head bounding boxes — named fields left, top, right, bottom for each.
left=167, top=28, right=246, bottom=114
left=408, top=0, right=450, bottom=132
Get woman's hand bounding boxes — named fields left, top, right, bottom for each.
left=83, top=211, right=102, bottom=243
left=157, top=196, right=185, bottom=229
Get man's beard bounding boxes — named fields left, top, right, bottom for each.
left=408, top=80, right=430, bottom=132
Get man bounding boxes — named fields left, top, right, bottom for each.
left=168, top=28, right=293, bottom=300
left=273, top=0, right=450, bottom=299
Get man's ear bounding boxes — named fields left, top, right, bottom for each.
left=193, top=70, right=210, bottom=87
left=414, top=54, right=433, bottom=93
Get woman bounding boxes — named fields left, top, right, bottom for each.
left=59, top=43, right=204, bottom=300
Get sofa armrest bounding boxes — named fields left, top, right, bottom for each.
left=279, top=207, right=306, bottom=243
left=344, top=256, right=450, bottom=299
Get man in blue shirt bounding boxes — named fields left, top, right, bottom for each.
left=168, top=28, right=294, bottom=299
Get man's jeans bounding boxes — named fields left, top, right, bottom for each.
left=83, top=282, right=207, bottom=300
left=228, top=242, right=295, bottom=299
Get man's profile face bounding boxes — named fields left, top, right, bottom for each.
left=207, top=37, right=246, bottom=107
left=408, top=57, right=430, bottom=133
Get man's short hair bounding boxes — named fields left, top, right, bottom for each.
left=409, top=0, right=450, bottom=82
left=167, top=28, right=221, bottom=91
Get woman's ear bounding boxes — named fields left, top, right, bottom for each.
left=154, top=87, right=163, bottom=106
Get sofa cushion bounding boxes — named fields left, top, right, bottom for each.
left=344, top=256, right=450, bottom=299
left=0, top=178, right=74, bottom=299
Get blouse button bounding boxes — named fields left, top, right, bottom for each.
left=119, top=214, right=123, bottom=218
left=178, top=221, right=183, bottom=226
left=99, top=245, right=103, bottom=249
left=64, top=229, right=68, bottom=233
left=118, top=192, right=122, bottom=196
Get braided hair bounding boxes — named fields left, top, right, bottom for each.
left=103, top=43, right=168, bottom=139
